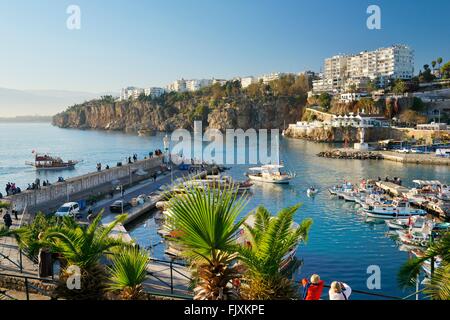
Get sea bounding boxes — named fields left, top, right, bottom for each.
left=1, top=122, right=448, bottom=299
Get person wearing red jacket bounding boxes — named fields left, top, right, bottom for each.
left=301, top=274, right=324, bottom=300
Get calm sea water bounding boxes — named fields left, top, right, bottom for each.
left=2, top=123, right=448, bottom=299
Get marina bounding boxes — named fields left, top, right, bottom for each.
left=1, top=123, right=449, bottom=299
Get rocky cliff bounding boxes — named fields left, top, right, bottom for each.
left=52, top=96, right=305, bottom=132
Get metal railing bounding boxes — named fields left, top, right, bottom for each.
left=0, top=272, right=57, bottom=300
left=310, top=283, right=425, bottom=300
left=145, top=258, right=193, bottom=298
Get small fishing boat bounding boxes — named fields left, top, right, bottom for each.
left=25, top=152, right=79, bottom=170
left=245, top=165, right=294, bottom=184
left=397, top=218, right=433, bottom=247
left=364, top=199, right=427, bottom=219
left=307, top=187, right=319, bottom=197
left=385, top=216, right=417, bottom=230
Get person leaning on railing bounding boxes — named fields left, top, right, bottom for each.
left=329, top=281, right=352, bottom=300
left=301, top=274, right=324, bottom=300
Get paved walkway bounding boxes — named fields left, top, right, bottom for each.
left=0, top=209, right=38, bottom=275
left=1, top=169, right=199, bottom=297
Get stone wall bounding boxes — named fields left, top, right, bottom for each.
left=6, top=156, right=163, bottom=211
left=0, top=274, right=56, bottom=297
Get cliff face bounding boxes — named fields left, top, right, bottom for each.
left=53, top=96, right=304, bottom=132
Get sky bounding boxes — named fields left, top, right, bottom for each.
left=0, top=0, right=449, bottom=100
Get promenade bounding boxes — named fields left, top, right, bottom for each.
left=380, top=151, right=450, bottom=166
left=0, top=168, right=200, bottom=299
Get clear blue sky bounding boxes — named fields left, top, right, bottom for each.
left=0, top=0, right=449, bottom=93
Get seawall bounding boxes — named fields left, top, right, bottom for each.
left=4, top=156, right=163, bottom=212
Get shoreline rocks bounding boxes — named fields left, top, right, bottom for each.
left=317, top=149, right=383, bottom=160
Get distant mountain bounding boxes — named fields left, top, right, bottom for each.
left=0, top=87, right=118, bottom=117
left=0, top=115, right=52, bottom=123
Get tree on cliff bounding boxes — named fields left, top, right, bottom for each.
left=399, top=110, right=427, bottom=127
left=441, top=61, right=450, bottom=79
left=392, top=80, right=408, bottom=96
left=318, top=93, right=332, bottom=110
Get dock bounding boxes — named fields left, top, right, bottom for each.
left=380, top=151, right=450, bottom=166
left=375, top=181, right=410, bottom=197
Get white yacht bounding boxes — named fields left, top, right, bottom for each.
left=246, top=165, right=294, bottom=184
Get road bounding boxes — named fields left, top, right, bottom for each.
left=75, top=169, right=190, bottom=224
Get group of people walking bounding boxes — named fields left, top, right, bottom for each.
left=302, top=274, right=352, bottom=300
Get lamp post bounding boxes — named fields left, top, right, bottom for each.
left=163, top=134, right=173, bottom=183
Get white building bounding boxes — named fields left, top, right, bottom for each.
left=167, top=78, right=213, bottom=92
left=120, top=86, right=166, bottom=101
left=257, top=72, right=285, bottom=84
left=212, top=78, right=227, bottom=86
left=120, top=87, right=145, bottom=100
left=186, top=79, right=213, bottom=92
left=144, top=87, right=166, bottom=98
left=339, top=92, right=369, bottom=103
left=313, top=45, right=414, bottom=93
left=240, top=76, right=256, bottom=88
left=416, top=122, right=448, bottom=131
left=331, top=114, right=390, bottom=128
left=167, top=79, right=187, bottom=93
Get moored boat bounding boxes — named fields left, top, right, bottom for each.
left=245, top=165, right=294, bottom=184
left=364, top=199, right=427, bottom=219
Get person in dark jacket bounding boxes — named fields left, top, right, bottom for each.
left=3, top=212, right=13, bottom=229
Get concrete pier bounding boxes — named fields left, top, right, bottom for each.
left=380, top=151, right=450, bottom=166
left=4, top=156, right=163, bottom=212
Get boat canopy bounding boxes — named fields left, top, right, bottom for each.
left=412, top=180, right=442, bottom=186
left=248, top=164, right=284, bottom=171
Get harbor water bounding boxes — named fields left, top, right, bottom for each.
left=1, top=123, right=448, bottom=299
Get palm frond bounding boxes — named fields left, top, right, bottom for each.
left=424, top=263, right=450, bottom=300
left=108, top=247, right=149, bottom=298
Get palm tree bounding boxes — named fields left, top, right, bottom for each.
left=0, top=224, right=11, bottom=238
left=437, top=57, right=443, bottom=77
left=236, top=205, right=312, bottom=300
left=42, top=214, right=128, bottom=300
left=398, top=232, right=450, bottom=300
left=107, top=246, right=149, bottom=300
left=14, top=212, right=58, bottom=261
left=165, top=183, right=248, bottom=300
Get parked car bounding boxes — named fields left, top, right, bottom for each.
left=55, top=202, right=80, bottom=217
left=110, top=200, right=131, bottom=213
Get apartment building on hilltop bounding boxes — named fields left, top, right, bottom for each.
left=313, top=45, right=414, bottom=94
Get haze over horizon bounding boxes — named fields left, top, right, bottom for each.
left=1, top=0, right=449, bottom=116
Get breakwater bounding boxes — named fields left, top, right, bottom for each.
left=317, top=149, right=383, bottom=160
left=3, top=156, right=163, bottom=212
left=316, top=149, right=450, bottom=166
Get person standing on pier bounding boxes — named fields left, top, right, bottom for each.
left=2, top=212, right=12, bottom=229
